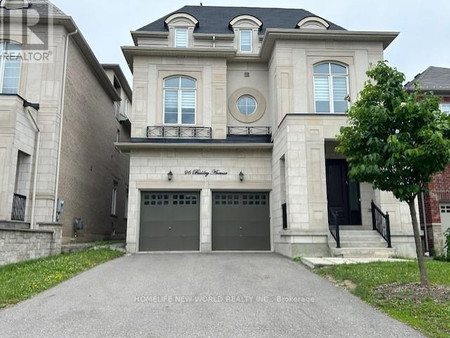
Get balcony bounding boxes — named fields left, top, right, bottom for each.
left=147, top=126, right=212, bottom=139
left=227, top=126, right=271, bottom=136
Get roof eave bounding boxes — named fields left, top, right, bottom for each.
left=102, top=64, right=133, bottom=102
left=260, top=29, right=399, bottom=59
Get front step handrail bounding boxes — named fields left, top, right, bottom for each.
left=371, top=201, right=392, bottom=248
left=328, top=207, right=340, bottom=248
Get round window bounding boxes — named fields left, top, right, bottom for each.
left=237, top=95, right=257, bottom=115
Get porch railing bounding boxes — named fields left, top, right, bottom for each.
left=371, top=201, right=392, bottom=248
left=147, top=126, right=212, bottom=139
left=328, top=207, right=340, bottom=248
left=227, top=126, right=271, bottom=136
left=11, top=194, right=26, bottom=221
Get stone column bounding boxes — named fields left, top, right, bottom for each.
left=200, top=188, right=212, bottom=252
left=38, top=222, right=63, bottom=255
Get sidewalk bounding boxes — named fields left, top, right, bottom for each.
left=302, top=257, right=410, bottom=269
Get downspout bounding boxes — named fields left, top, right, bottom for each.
left=420, top=192, right=430, bottom=254
left=52, top=28, right=78, bottom=222
left=26, top=107, right=40, bottom=230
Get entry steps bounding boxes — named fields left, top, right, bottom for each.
left=329, top=229, right=395, bottom=258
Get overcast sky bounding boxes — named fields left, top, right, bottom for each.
left=51, top=0, right=450, bottom=85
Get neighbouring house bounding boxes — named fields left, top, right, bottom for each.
left=405, top=66, right=450, bottom=254
left=0, top=0, right=131, bottom=264
left=119, top=5, right=418, bottom=258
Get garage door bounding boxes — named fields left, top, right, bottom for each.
left=139, top=192, right=200, bottom=251
left=440, top=203, right=450, bottom=235
left=212, top=192, right=270, bottom=251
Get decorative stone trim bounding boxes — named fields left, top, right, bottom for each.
left=228, top=87, right=266, bottom=123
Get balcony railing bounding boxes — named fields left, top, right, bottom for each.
left=11, top=194, right=26, bottom=221
left=227, top=126, right=271, bottom=136
left=147, top=126, right=212, bottom=139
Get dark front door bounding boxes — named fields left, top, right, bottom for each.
left=139, top=192, right=200, bottom=251
left=326, top=159, right=361, bottom=225
left=212, top=192, right=271, bottom=251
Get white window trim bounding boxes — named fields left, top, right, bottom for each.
left=0, top=41, right=22, bottom=94
left=313, top=62, right=349, bottom=114
left=175, top=28, right=188, bottom=48
left=239, top=29, right=252, bottom=53
left=163, top=77, right=197, bottom=125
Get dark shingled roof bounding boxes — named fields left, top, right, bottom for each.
left=138, top=5, right=346, bottom=34
left=405, top=66, right=450, bottom=92
left=0, top=0, right=67, bottom=17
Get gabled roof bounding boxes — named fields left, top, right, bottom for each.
left=405, top=66, right=450, bottom=92
left=138, top=5, right=346, bottom=34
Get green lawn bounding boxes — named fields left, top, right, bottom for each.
left=316, top=260, right=450, bottom=338
left=0, top=249, right=124, bottom=309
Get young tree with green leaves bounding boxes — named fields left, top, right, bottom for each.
left=337, top=61, right=450, bottom=286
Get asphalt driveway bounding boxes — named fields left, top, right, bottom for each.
left=0, top=253, right=422, bottom=337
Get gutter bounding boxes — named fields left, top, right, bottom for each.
left=53, top=28, right=78, bottom=222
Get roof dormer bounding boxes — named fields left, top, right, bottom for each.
left=164, top=12, right=199, bottom=48
left=296, top=16, right=330, bottom=30
left=229, top=15, right=262, bottom=54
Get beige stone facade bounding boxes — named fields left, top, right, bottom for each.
left=0, top=3, right=131, bottom=243
left=120, top=6, right=418, bottom=257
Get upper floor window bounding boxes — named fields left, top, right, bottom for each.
left=440, top=103, right=450, bottom=114
left=164, top=76, right=196, bottom=124
left=313, top=62, right=349, bottom=113
left=175, top=28, right=188, bottom=48
left=0, top=41, right=21, bottom=94
left=240, top=30, right=252, bottom=53
left=237, top=95, right=257, bottom=115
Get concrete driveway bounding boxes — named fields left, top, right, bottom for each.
left=0, top=253, right=422, bottom=337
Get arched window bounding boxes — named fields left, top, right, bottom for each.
left=0, top=41, right=21, bottom=94
left=163, top=76, right=196, bottom=124
left=313, top=62, right=349, bottom=113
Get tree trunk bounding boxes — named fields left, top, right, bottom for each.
left=407, top=198, right=429, bottom=287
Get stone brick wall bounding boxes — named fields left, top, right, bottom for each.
left=0, top=223, right=62, bottom=266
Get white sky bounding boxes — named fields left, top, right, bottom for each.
left=51, top=0, right=450, bottom=86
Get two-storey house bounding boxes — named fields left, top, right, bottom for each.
left=119, top=5, right=417, bottom=258
left=405, top=66, right=450, bottom=254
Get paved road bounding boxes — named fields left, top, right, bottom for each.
left=0, top=253, right=422, bottom=337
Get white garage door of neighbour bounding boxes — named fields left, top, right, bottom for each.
left=440, top=203, right=450, bottom=234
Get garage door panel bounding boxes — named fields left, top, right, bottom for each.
left=139, top=192, right=200, bottom=251
left=212, top=192, right=270, bottom=251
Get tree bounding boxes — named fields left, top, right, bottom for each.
left=337, top=61, right=450, bottom=286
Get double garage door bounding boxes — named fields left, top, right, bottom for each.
left=139, top=192, right=270, bottom=251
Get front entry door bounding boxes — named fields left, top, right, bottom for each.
left=326, top=159, right=362, bottom=225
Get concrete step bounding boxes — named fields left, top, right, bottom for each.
left=339, top=230, right=380, bottom=236
left=337, top=241, right=388, bottom=248
left=330, top=247, right=395, bottom=258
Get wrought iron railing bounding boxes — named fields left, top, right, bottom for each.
left=147, top=126, right=212, bottom=139
left=371, top=201, right=392, bottom=248
left=282, top=203, right=288, bottom=230
left=328, top=207, right=340, bottom=248
left=11, top=194, right=26, bottom=221
left=227, top=126, right=271, bottom=136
